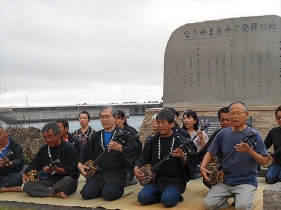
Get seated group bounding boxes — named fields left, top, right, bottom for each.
left=0, top=102, right=280, bottom=209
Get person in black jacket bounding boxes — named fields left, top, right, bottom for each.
left=166, top=107, right=191, bottom=138
left=0, top=121, right=24, bottom=192
left=22, top=122, right=79, bottom=199
left=264, top=105, right=281, bottom=184
left=144, top=113, right=158, bottom=146
left=78, top=106, right=140, bottom=201
left=116, top=109, right=142, bottom=186
left=197, top=107, right=231, bottom=163
left=197, top=107, right=231, bottom=189
left=56, top=119, right=82, bottom=155
left=134, top=108, right=197, bottom=208
left=116, top=110, right=142, bottom=151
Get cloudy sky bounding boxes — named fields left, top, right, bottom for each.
left=0, top=0, right=280, bottom=107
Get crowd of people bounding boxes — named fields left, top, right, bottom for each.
left=0, top=102, right=280, bottom=209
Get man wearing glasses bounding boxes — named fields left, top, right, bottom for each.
left=264, top=105, right=281, bottom=184
left=200, top=101, right=268, bottom=209
left=78, top=106, right=139, bottom=201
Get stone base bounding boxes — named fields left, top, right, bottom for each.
left=263, top=182, right=281, bottom=209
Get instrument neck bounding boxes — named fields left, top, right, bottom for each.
left=272, top=146, right=281, bottom=156
left=151, top=142, right=185, bottom=172
left=216, top=133, right=253, bottom=170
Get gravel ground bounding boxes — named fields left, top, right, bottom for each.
left=0, top=201, right=105, bottom=210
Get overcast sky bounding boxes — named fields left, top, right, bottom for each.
left=0, top=0, right=280, bottom=107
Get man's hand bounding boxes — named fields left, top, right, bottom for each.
left=78, top=163, right=89, bottom=177
left=22, top=173, right=29, bottom=183
left=134, top=166, right=146, bottom=181
left=235, top=142, right=251, bottom=153
left=108, top=141, right=122, bottom=152
left=200, top=166, right=212, bottom=182
left=0, top=158, right=7, bottom=167
left=171, top=148, right=185, bottom=159
left=43, top=165, right=54, bottom=174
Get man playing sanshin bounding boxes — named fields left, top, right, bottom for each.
left=134, top=108, right=197, bottom=208
left=78, top=106, right=140, bottom=201
left=200, top=101, right=268, bottom=209
left=22, top=122, right=79, bottom=198
left=0, top=121, right=24, bottom=193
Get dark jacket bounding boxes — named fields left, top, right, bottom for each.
left=0, top=137, right=24, bottom=180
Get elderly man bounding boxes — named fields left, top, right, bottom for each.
left=0, top=121, right=24, bottom=192
left=200, top=101, right=268, bottom=209
left=22, top=122, right=79, bottom=199
left=78, top=106, right=140, bottom=201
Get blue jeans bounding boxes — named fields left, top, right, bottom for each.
left=138, top=184, right=182, bottom=208
left=265, top=164, right=281, bottom=184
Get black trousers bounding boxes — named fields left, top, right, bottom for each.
left=0, top=173, right=23, bottom=189
left=23, top=176, right=78, bottom=197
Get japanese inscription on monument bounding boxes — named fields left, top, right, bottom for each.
left=164, top=15, right=281, bottom=107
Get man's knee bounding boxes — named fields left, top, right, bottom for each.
left=265, top=175, right=277, bottom=184
left=203, top=197, right=217, bottom=209
left=80, top=186, right=99, bottom=200
left=161, top=196, right=178, bottom=208
left=22, top=181, right=32, bottom=193
left=138, top=191, right=152, bottom=205
left=235, top=202, right=252, bottom=210
left=161, top=188, right=180, bottom=207
left=203, top=200, right=213, bottom=209
left=1, top=173, right=23, bottom=187
left=80, top=192, right=90, bottom=200
left=102, top=184, right=123, bottom=201
left=12, top=173, right=23, bottom=186
left=80, top=189, right=93, bottom=200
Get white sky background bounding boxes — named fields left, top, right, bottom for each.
left=0, top=0, right=280, bottom=107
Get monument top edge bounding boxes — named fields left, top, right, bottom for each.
left=181, top=14, right=280, bottom=25
left=172, top=15, right=281, bottom=31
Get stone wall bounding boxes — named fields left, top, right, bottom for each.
left=138, top=106, right=278, bottom=144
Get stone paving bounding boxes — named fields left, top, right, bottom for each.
left=0, top=201, right=99, bottom=210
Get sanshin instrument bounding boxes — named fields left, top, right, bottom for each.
left=139, top=137, right=193, bottom=186
left=262, top=146, right=281, bottom=168
left=0, top=151, right=14, bottom=168
left=139, top=120, right=210, bottom=186
left=83, top=130, right=124, bottom=179
left=26, top=159, right=60, bottom=181
left=205, top=130, right=257, bottom=186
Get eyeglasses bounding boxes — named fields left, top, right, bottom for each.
left=276, top=117, right=281, bottom=121
left=229, top=112, right=246, bottom=117
left=100, top=115, right=113, bottom=119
